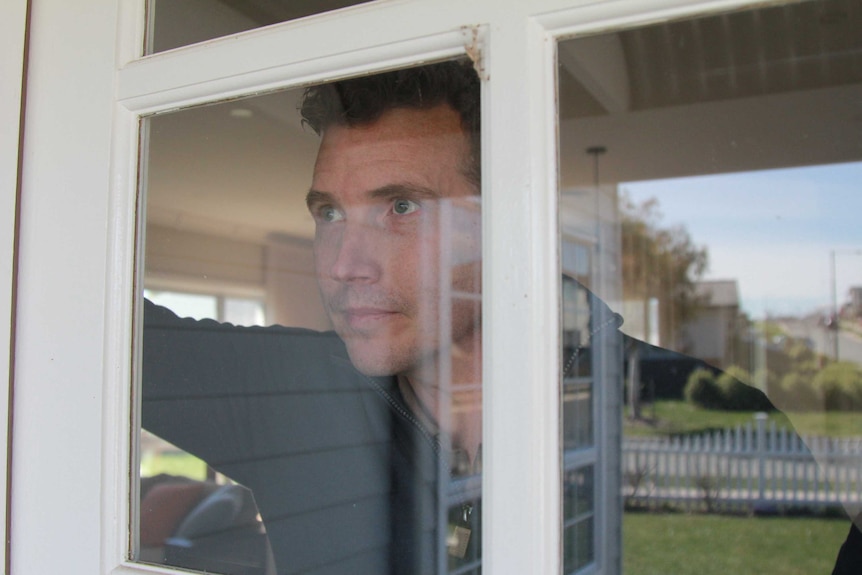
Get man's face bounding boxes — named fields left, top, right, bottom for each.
left=307, top=105, right=481, bottom=378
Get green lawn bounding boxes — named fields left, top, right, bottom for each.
left=140, top=451, right=207, bottom=480
left=625, top=400, right=862, bottom=438
left=783, top=410, right=862, bottom=437
left=624, top=512, right=850, bottom=575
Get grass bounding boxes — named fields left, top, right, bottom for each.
left=780, top=410, right=862, bottom=438
left=625, top=400, right=862, bottom=438
left=624, top=401, right=791, bottom=437
left=624, top=512, right=850, bottom=575
left=140, top=451, right=207, bottom=481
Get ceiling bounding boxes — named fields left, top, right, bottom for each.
left=145, top=88, right=319, bottom=241
left=560, top=0, right=862, bottom=118
left=558, top=0, right=862, bottom=187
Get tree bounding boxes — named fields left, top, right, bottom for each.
left=621, top=192, right=709, bottom=350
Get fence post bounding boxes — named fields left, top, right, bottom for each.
left=756, top=412, right=768, bottom=508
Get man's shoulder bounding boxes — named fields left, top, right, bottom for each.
left=142, top=299, right=365, bottom=397
left=144, top=299, right=346, bottom=352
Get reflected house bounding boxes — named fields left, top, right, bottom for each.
left=621, top=280, right=744, bottom=401
left=680, top=280, right=741, bottom=370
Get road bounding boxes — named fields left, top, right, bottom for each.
left=780, top=315, right=862, bottom=367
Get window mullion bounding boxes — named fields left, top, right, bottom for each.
left=483, top=15, right=561, bottom=575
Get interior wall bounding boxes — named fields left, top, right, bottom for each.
left=145, top=224, right=329, bottom=329
left=145, top=224, right=266, bottom=289
left=264, top=235, right=329, bottom=330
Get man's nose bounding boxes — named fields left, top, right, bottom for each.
left=328, top=221, right=382, bottom=284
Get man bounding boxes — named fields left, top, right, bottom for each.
left=302, top=68, right=483, bottom=470
left=143, top=60, right=484, bottom=575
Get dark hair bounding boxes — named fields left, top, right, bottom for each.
left=300, top=60, right=481, bottom=188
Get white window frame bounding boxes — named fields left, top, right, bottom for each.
left=11, top=0, right=766, bottom=573
left=0, top=0, right=28, bottom=570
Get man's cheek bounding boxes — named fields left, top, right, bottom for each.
left=314, top=249, right=336, bottom=288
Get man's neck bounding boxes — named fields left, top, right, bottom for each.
left=398, top=332, right=483, bottom=470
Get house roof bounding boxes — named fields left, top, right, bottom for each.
left=696, top=280, right=740, bottom=308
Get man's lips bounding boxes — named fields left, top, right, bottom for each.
left=338, top=307, right=399, bottom=331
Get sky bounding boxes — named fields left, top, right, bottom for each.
left=623, top=161, right=862, bottom=319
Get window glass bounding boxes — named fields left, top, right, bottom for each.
left=145, top=0, right=375, bottom=54
left=136, top=61, right=483, bottom=574
left=559, top=0, right=862, bottom=573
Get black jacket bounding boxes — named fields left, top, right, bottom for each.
left=143, top=301, right=445, bottom=574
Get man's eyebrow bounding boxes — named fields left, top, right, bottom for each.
left=305, top=189, right=334, bottom=209
left=368, top=183, right=441, bottom=201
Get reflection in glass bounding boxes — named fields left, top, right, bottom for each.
left=562, top=274, right=593, bottom=449
left=559, top=0, right=862, bottom=573
left=135, top=62, right=482, bottom=574
left=146, top=0, right=375, bottom=54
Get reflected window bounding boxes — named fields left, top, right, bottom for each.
left=563, top=465, right=595, bottom=574
left=559, top=0, right=862, bottom=573
left=136, top=61, right=482, bottom=574
left=144, top=289, right=266, bottom=326
left=562, top=272, right=592, bottom=448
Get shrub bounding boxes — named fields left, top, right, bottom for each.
left=717, top=366, right=772, bottom=411
left=778, top=370, right=818, bottom=412
left=811, top=362, right=862, bottom=411
left=785, top=340, right=816, bottom=364
left=684, top=368, right=722, bottom=409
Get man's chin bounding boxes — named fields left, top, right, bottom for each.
left=347, top=354, right=398, bottom=377
left=343, top=340, right=408, bottom=378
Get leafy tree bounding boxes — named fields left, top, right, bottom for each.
left=621, top=192, right=709, bottom=350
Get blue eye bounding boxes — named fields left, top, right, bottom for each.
left=393, top=199, right=419, bottom=215
left=320, top=206, right=344, bottom=222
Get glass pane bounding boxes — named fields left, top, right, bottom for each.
left=558, top=0, right=862, bottom=573
left=136, top=61, right=483, bottom=574
left=146, top=0, right=375, bottom=54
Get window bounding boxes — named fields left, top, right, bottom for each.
left=11, top=1, right=862, bottom=574
left=135, top=64, right=483, bottom=574
left=558, top=1, right=862, bottom=572
left=146, top=0, right=375, bottom=54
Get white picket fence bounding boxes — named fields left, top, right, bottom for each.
left=622, top=413, right=862, bottom=513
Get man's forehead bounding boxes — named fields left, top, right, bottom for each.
left=316, top=106, right=467, bottom=154
left=310, top=105, right=474, bottom=198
